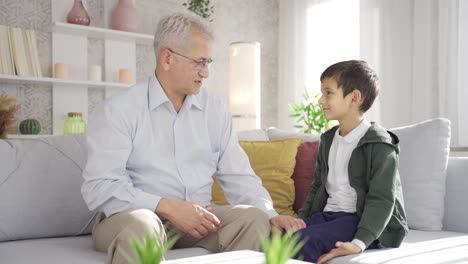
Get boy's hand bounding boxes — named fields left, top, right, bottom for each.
left=269, top=215, right=306, bottom=232
left=317, top=241, right=361, bottom=264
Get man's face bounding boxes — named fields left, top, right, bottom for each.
left=171, top=28, right=212, bottom=96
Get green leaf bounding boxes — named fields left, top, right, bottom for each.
left=289, top=88, right=331, bottom=134
left=183, top=0, right=214, bottom=21
left=262, top=229, right=308, bottom=264
left=121, top=226, right=181, bottom=264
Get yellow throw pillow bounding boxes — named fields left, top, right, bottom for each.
left=212, top=138, right=303, bottom=216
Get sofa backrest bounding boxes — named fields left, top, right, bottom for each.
left=443, top=157, right=468, bottom=233
left=0, top=135, right=96, bottom=242
left=0, top=118, right=462, bottom=242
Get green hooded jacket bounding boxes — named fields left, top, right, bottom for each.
left=298, top=123, right=409, bottom=248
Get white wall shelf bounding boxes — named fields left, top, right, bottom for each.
left=7, top=134, right=54, bottom=139
left=52, top=22, right=154, bottom=45
left=0, top=74, right=130, bottom=89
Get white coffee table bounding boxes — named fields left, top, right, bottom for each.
left=162, top=250, right=312, bottom=263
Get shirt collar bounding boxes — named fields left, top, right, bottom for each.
left=148, top=74, right=203, bottom=112
left=148, top=74, right=170, bottom=111
left=336, top=119, right=371, bottom=143
left=190, top=93, right=203, bottom=110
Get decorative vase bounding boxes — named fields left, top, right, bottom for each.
left=111, top=0, right=140, bottom=32
left=67, top=0, right=91, bottom=26
left=19, top=119, right=41, bottom=135
left=63, top=112, right=86, bottom=135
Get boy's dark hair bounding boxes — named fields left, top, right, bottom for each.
left=320, top=60, right=379, bottom=112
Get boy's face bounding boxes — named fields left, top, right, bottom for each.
left=319, top=77, right=356, bottom=122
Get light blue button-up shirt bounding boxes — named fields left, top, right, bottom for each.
left=81, top=75, right=277, bottom=219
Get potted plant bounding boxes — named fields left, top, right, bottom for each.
left=183, top=0, right=214, bottom=21
left=262, top=229, right=307, bottom=264
left=123, top=229, right=180, bottom=264
left=289, top=89, right=334, bottom=134
left=0, top=95, right=20, bottom=139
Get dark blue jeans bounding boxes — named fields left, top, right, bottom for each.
left=293, top=212, right=377, bottom=263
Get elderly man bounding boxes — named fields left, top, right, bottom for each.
left=81, top=13, right=305, bottom=264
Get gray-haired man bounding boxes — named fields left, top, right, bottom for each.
left=82, top=13, right=305, bottom=264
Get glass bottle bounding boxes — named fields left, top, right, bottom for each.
left=63, top=112, right=86, bottom=134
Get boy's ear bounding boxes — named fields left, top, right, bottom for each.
left=352, top=89, right=363, bottom=105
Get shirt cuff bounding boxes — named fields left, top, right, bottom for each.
left=266, top=209, right=279, bottom=219
left=351, top=238, right=366, bottom=252
left=134, top=190, right=161, bottom=212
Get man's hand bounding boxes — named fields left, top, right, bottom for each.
left=156, top=198, right=221, bottom=239
left=269, top=215, right=306, bottom=232
left=317, top=241, right=361, bottom=264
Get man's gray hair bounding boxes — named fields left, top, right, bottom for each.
left=153, top=13, right=213, bottom=61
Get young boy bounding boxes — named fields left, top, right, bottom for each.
left=295, top=60, right=408, bottom=263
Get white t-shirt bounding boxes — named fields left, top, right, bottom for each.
left=324, top=119, right=371, bottom=213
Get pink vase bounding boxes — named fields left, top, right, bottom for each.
left=111, top=0, right=140, bottom=32
left=67, top=0, right=90, bottom=26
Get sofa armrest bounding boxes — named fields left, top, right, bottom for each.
left=443, top=157, right=468, bottom=233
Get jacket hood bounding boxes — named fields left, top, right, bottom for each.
left=321, top=122, right=400, bottom=154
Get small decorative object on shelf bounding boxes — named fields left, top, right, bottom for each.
left=88, top=64, right=102, bottom=81
left=111, top=0, right=140, bottom=32
left=54, top=63, right=69, bottom=79
left=19, top=118, right=41, bottom=135
left=0, top=95, right=20, bottom=139
left=63, top=112, right=86, bottom=135
left=118, top=68, right=131, bottom=84
left=67, top=0, right=91, bottom=26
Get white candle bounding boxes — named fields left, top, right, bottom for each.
left=88, top=65, right=102, bottom=82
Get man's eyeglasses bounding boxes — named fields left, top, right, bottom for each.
left=168, top=48, right=213, bottom=70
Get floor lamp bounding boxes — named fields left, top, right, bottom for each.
left=229, top=42, right=261, bottom=131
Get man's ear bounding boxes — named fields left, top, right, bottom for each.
left=159, top=49, right=172, bottom=71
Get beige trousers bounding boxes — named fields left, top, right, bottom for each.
left=92, top=205, right=271, bottom=264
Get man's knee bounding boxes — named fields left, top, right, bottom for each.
left=116, top=209, right=165, bottom=240
left=236, top=206, right=270, bottom=234
left=94, top=209, right=165, bottom=252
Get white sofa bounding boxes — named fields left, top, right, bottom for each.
left=0, top=118, right=467, bottom=264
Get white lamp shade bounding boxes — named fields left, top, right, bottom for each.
left=229, top=42, right=261, bottom=130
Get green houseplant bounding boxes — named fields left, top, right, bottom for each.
left=262, top=229, right=307, bottom=264
left=123, top=229, right=179, bottom=264
left=183, top=0, right=214, bottom=21
left=289, top=89, right=334, bottom=134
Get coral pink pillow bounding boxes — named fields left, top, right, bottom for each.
left=292, top=141, right=320, bottom=212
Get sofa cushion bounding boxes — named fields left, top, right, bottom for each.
left=0, top=235, right=212, bottom=264
left=212, top=138, right=303, bottom=216
left=0, top=236, right=106, bottom=264
left=390, top=118, right=451, bottom=231
left=0, top=135, right=96, bottom=242
left=329, top=229, right=468, bottom=264
left=236, top=129, right=269, bottom=141
left=292, top=141, right=320, bottom=212
left=443, top=157, right=468, bottom=233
